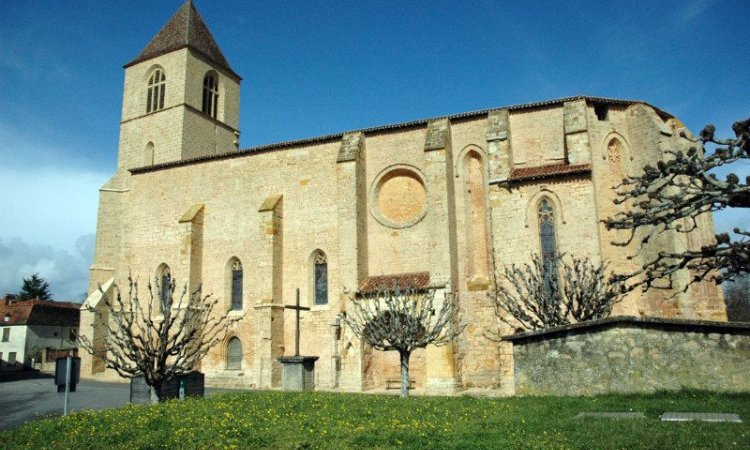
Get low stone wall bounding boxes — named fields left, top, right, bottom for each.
left=504, top=316, right=750, bottom=396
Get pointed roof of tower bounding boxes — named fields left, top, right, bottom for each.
left=125, top=1, right=239, bottom=78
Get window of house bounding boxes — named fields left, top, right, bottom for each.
left=8, top=352, right=16, bottom=365
left=69, top=328, right=76, bottom=341
left=226, top=337, right=242, bottom=370
left=230, top=259, right=243, bottom=311
left=313, top=251, right=328, bottom=305
left=202, top=72, right=219, bottom=118
left=146, top=69, right=166, bottom=113
left=160, top=266, right=172, bottom=312
left=1, top=328, right=9, bottom=342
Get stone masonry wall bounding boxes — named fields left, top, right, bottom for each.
left=507, top=317, right=750, bottom=396
left=86, top=90, right=727, bottom=391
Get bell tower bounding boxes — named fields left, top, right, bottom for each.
left=117, top=0, right=241, bottom=170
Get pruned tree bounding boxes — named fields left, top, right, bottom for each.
left=724, top=274, right=750, bottom=322
left=18, top=273, right=52, bottom=301
left=344, top=285, right=464, bottom=398
left=77, top=275, right=241, bottom=403
left=604, top=118, right=749, bottom=291
left=489, top=253, right=625, bottom=333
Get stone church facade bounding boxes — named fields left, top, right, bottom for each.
left=81, top=2, right=725, bottom=393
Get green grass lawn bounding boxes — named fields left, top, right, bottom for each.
left=2, top=390, right=748, bottom=449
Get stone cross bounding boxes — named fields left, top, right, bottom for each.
left=284, top=288, right=310, bottom=356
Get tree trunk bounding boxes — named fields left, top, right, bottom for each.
left=150, top=387, right=159, bottom=404
left=399, top=350, right=410, bottom=398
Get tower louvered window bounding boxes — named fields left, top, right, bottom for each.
left=146, top=69, right=166, bottom=113
left=202, top=72, right=219, bottom=118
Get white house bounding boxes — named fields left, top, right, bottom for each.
left=0, top=298, right=80, bottom=372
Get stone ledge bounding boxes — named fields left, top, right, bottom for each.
left=502, top=315, right=750, bottom=343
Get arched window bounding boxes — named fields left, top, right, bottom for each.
left=144, top=142, right=155, bottom=166
left=159, top=265, right=172, bottom=312
left=230, top=259, right=243, bottom=311
left=538, top=198, right=558, bottom=297
left=146, top=69, right=166, bottom=113
left=312, top=251, right=328, bottom=305
left=202, top=72, right=219, bottom=118
left=538, top=198, right=558, bottom=263
left=226, top=337, right=242, bottom=370
left=464, top=150, right=489, bottom=278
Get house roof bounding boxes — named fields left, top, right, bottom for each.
left=125, top=1, right=238, bottom=79
left=130, top=95, right=671, bottom=175
left=358, top=272, right=431, bottom=294
left=1, top=299, right=80, bottom=327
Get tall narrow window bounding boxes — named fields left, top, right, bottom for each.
left=313, top=251, right=328, bottom=305
left=226, top=337, right=242, bottom=370
left=202, top=72, right=219, bottom=118
left=538, top=198, right=558, bottom=297
left=464, top=151, right=489, bottom=278
left=159, top=266, right=172, bottom=312
left=538, top=198, right=558, bottom=263
left=146, top=69, right=166, bottom=113
left=231, top=259, right=243, bottom=311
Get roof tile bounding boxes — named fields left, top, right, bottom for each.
left=508, top=162, right=591, bottom=182
left=125, top=1, right=237, bottom=78
left=1, top=299, right=80, bottom=327
left=358, top=272, right=431, bottom=294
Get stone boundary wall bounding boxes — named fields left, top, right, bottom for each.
left=504, top=316, right=750, bottom=396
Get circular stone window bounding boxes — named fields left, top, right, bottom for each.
left=370, top=165, right=428, bottom=228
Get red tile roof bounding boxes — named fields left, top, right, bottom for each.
left=1, top=299, right=80, bottom=327
left=509, top=163, right=591, bottom=182
left=358, top=272, right=431, bottom=294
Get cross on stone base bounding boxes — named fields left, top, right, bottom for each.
left=279, top=287, right=318, bottom=391
left=284, top=288, right=310, bottom=356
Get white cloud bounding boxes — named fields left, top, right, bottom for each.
left=0, top=234, right=94, bottom=301
left=0, top=120, right=108, bottom=300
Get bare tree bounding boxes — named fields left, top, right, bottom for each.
left=77, top=275, right=241, bottom=403
left=724, top=274, right=750, bottom=322
left=489, top=253, right=625, bottom=333
left=344, top=285, right=464, bottom=398
left=604, top=118, right=749, bottom=291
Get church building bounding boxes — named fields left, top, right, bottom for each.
left=81, top=2, right=725, bottom=393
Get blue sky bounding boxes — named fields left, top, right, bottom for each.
left=0, top=0, right=748, bottom=300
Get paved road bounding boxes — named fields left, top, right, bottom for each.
left=0, top=375, right=130, bottom=431
left=0, top=375, right=240, bottom=432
